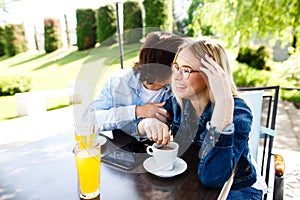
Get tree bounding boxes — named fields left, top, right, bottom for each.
left=44, top=18, right=62, bottom=53
left=64, top=14, right=71, bottom=48
left=185, top=0, right=300, bottom=50
left=34, top=25, right=39, bottom=51
left=284, top=1, right=300, bottom=51
left=5, top=23, right=28, bottom=56
left=143, top=0, right=173, bottom=32
left=123, top=1, right=143, bottom=44
left=185, top=0, right=202, bottom=36
left=76, top=9, right=97, bottom=50
left=0, top=26, right=5, bottom=56
left=96, top=5, right=116, bottom=45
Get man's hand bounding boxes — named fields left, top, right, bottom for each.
left=136, top=102, right=170, bottom=123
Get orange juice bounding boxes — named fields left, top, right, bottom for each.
left=75, top=132, right=95, bottom=149
left=75, top=147, right=101, bottom=198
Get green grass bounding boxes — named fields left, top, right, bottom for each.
left=0, top=43, right=142, bottom=121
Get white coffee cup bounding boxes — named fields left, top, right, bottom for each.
left=146, top=142, right=179, bottom=171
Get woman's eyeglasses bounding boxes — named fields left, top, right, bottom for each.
left=171, top=63, right=200, bottom=80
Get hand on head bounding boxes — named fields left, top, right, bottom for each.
left=199, top=54, right=232, bottom=101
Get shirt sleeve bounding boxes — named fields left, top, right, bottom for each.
left=93, top=75, right=137, bottom=131
left=95, top=105, right=136, bottom=130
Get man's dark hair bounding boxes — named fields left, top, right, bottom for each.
left=133, top=31, right=185, bottom=84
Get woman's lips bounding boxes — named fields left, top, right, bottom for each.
left=175, top=82, right=187, bottom=91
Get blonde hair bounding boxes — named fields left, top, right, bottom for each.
left=172, top=39, right=239, bottom=106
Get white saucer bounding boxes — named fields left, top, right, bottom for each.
left=143, top=157, right=187, bottom=178
left=98, top=136, right=107, bottom=146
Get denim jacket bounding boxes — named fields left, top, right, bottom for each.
left=93, top=68, right=172, bottom=139
left=164, top=96, right=257, bottom=190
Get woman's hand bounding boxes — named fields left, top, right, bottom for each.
left=137, top=118, right=170, bottom=145
left=136, top=102, right=170, bottom=123
left=199, top=54, right=234, bottom=130
left=199, top=54, right=232, bottom=102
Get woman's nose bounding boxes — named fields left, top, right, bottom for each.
left=172, top=70, right=183, bottom=80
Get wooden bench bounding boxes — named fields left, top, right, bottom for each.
left=15, top=88, right=82, bottom=116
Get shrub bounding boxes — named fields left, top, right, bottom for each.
left=123, top=1, right=143, bottom=44
left=143, top=0, right=172, bottom=32
left=44, top=18, right=63, bottom=53
left=283, top=65, right=300, bottom=87
left=76, top=9, right=97, bottom=50
left=0, top=26, right=5, bottom=56
left=0, top=76, right=32, bottom=96
left=4, top=24, right=28, bottom=56
left=232, top=63, right=269, bottom=87
left=236, top=45, right=271, bottom=70
left=96, top=5, right=116, bottom=46
left=281, top=90, right=300, bottom=105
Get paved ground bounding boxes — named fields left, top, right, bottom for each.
left=0, top=106, right=75, bottom=150
left=272, top=100, right=300, bottom=200
left=0, top=100, right=299, bottom=199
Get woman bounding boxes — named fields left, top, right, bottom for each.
left=93, top=31, right=188, bottom=140
left=137, top=39, right=266, bottom=199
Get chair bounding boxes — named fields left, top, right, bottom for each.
left=239, top=86, right=284, bottom=200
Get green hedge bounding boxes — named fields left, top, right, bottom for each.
left=123, top=1, right=143, bottom=44
left=44, top=18, right=63, bottom=53
left=96, top=5, right=116, bottom=46
left=143, top=0, right=172, bottom=31
left=76, top=9, right=97, bottom=50
left=0, top=26, right=5, bottom=56
left=4, top=24, right=28, bottom=56
left=232, top=63, right=270, bottom=87
left=0, top=76, right=32, bottom=96
left=236, top=45, right=271, bottom=70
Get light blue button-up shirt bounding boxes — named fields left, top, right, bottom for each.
left=93, top=68, right=172, bottom=139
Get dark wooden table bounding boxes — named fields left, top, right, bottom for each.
left=0, top=129, right=221, bottom=200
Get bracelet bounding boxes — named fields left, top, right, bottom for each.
left=211, top=118, right=233, bottom=124
left=210, top=118, right=233, bottom=131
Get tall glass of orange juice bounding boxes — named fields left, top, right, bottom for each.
left=74, top=124, right=95, bottom=149
left=75, top=133, right=95, bottom=149
left=74, top=140, right=101, bottom=199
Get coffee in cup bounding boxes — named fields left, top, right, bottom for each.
left=146, top=142, right=179, bottom=171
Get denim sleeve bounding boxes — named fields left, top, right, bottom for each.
left=163, top=96, right=175, bottom=120
left=197, top=98, right=253, bottom=188
left=198, top=122, right=234, bottom=159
